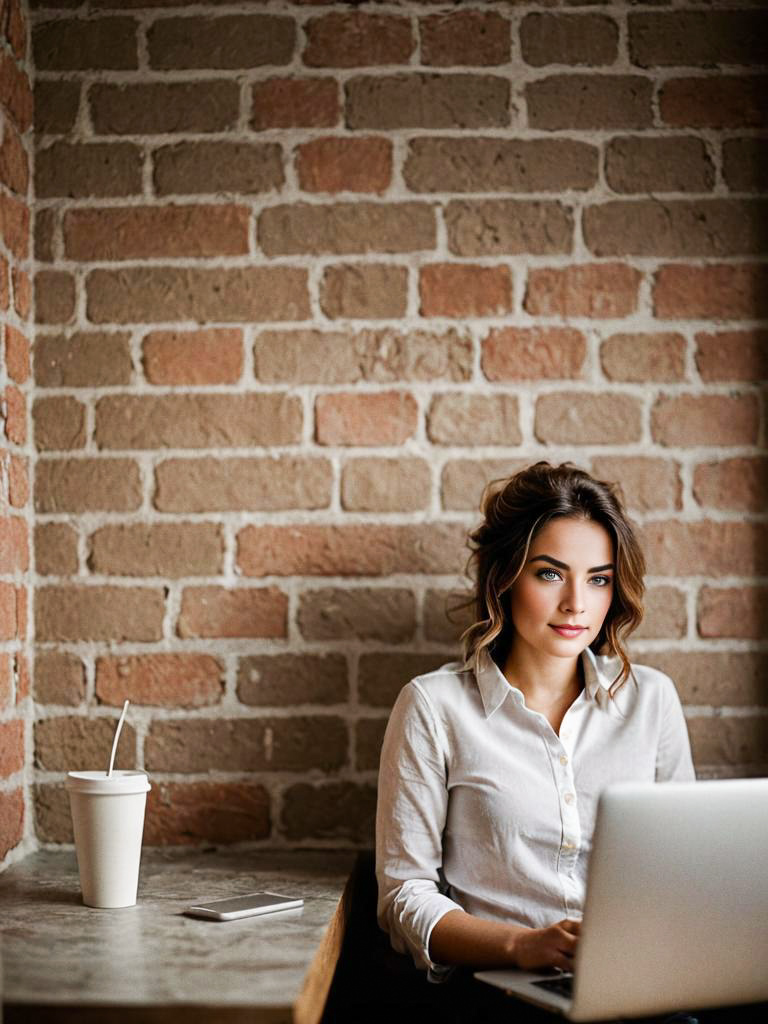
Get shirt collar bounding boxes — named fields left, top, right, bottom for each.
left=473, top=645, right=611, bottom=718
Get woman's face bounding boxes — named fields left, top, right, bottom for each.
left=507, top=516, right=615, bottom=663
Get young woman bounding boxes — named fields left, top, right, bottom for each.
left=376, top=462, right=695, bottom=989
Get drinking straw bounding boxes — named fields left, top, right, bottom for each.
left=107, top=699, right=130, bottom=778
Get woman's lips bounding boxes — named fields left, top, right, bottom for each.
left=549, top=625, right=587, bottom=638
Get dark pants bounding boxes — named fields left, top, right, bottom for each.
left=322, top=853, right=767, bottom=1024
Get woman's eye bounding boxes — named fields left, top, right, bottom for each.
left=538, top=569, right=560, bottom=581
left=591, top=575, right=612, bottom=587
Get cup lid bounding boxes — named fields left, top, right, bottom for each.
left=66, top=770, right=151, bottom=795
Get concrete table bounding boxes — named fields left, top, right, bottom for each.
left=0, top=848, right=355, bottom=1024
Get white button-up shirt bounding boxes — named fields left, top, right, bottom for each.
left=375, top=647, right=695, bottom=978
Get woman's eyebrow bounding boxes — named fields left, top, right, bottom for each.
left=529, top=555, right=615, bottom=573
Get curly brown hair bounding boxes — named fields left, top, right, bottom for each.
left=459, top=461, right=646, bottom=694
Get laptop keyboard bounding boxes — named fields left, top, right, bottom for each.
left=532, top=973, right=574, bottom=999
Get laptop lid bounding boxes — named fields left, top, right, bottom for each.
left=476, top=778, right=768, bottom=1022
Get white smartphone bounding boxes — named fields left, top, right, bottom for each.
left=185, top=891, right=304, bottom=921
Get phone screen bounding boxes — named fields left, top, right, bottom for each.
left=191, top=892, right=298, bottom=914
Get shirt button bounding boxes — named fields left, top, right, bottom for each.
left=564, top=793, right=575, bottom=804
left=562, top=840, right=575, bottom=850
left=560, top=755, right=569, bottom=766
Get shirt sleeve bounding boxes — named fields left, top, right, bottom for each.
left=375, top=681, right=465, bottom=981
left=655, top=674, right=696, bottom=782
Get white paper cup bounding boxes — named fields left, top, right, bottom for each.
left=66, top=770, right=151, bottom=909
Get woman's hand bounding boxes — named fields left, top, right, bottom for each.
left=512, top=918, right=581, bottom=971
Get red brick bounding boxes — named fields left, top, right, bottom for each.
left=688, top=717, right=768, bottom=769
left=526, top=75, right=652, bottom=131
left=693, top=457, right=767, bottom=514
left=146, top=716, right=346, bottom=773
left=34, top=270, right=75, bottom=326
left=88, top=523, right=224, bottom=578
left=521, top=13, right=618, bottom=67
left=0, top=254, right=8, bottom=308
left=96, top=654, right=224, bottom=708
left=154, top=456, right=331, bottom=513
left=315, top=391, right=417, bottom=446
left=420, top=11, right=510, bottom=67
left=584, top=199, right=766, bottom=259
left=590, top=456, right=682, bottom=513
left=282, top=782, right=376, bottom=843
left=0, top=582, right=16, bottom=641
left=4, top=325, right=29, bottom=383
left=35, top=332, right=132, bottom=389
left=601, top=333, right=685, bottom=383
left=90, top=81, right=239, bottom=136
left=525, top=263, right=641, bottom=318
left=251, top=77, right=338, bottom=130
left=142, top=329, right=244, bottom=386
left=35, top=522, right=78, bottom=576
left=345, top=74, right=509, bottom=131
left=420, top=264, right=512, bottom=317
left=652, top=394, right=759, bottom=447
left=641, top=521, right=768, bottom=577
left=33, top=17, right=138, bottom=71
left=34, top=458, right=142, bottom=514
left=8, top=456, right=29, bottom=508
left=5, top=0, right=26, bottom=61
left=633, top=586, right=687, bottom=641
left=12, top=267, right=31, bottom=320
left=36, top=141, right=143, bottom=200
left=0, top=516, right=28, bottom=573
left=297, top=587, right=416, bottom=644
left=0, top=655, right=11, bottom=710
left=15, top=651, right=28, bottom=703
left=482, top=327, right=585, bottom=381
left=35, top=716, right=137, bottom=773
left=4, top=385, right=26, bottom=444
left=63, top=205, right=250, bottom=261
left=356, top=717, right=387, bottom=771
left=0, top=192, right=30, bottom=260
left=154, top=140, right=283, bottom=198
left=177, top=587, right=288, bottom=639
left=95, top=393, right=302, bottom=450
left=723, top=138, right=768, bottom=194
left=33, top=395, right=86, bottom=452
left=629, top=11, right=767, bottom=68
left=33, top=784, right=72, bottom=844
left=36, top=586, right=165, bottom=643
left=640, top=651, right=766, bottom=709
left=660, top=77, right=768, bottom=130
left=303, top=13, right=413, bottom=68
left=404, top=137, right=597, bottom=194
left=258, top=201, right=435, bottom=257
left=0, top=51, right=33, bottom=130
left=535, top=393, right=643, bottom=445
left=446, top=200, right=573, bottom=257
left=147, top=14, right=295, bottom=70
left=440, top=459, right=529, bottom=512
left=319, top=264, right=408, bottom=319
left=15, top=585, right=26, bottom=641
left=0, top=115, right=29, bottom=196
left=341, top=457, right=431, bottom=513
left=653, top=264, right=768, bottom=320
left=236, top=653, right=348, bottom=707
left=698, top=587, right=768, bottom=640
left=428, top=393, right=521, bottom=446
left=605, top=136, right=714, bottom=195
left=359, top=652, right=457, bottom=708
left=695, top=330, right=768, bottom=382
left=145, top=782, right=270, bottom=846
left=296, top=136, right=391, bottom=194
left=0, top=719, right=25, bottom=778
left=236, top=523, right=466, bottom=578
left=34, top=79, right=80, bottom=135
left=34, top=651, right=85, bottom=706
left=0, top=789, right=24, bottom=858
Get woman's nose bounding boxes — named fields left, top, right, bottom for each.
left=560, top=584, right=585, bottom=614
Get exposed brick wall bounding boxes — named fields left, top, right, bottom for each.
left=0, top=0, right=32, bottom=868
left=27, top=1, right=768, bottom=851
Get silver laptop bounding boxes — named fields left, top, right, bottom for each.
left=475, top=778, right=768, bottom=1022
